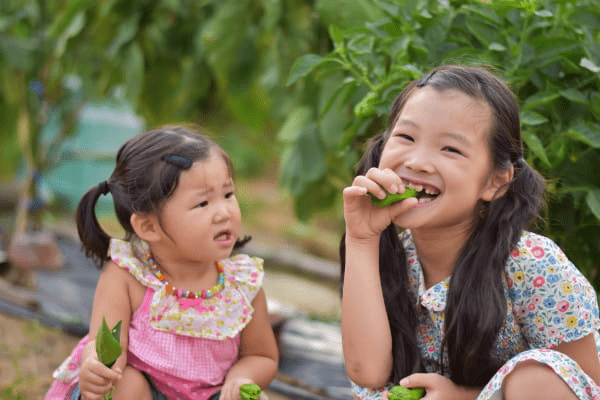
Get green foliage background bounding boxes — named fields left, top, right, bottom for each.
left=286, top=0, right=600, bottom=285
left=1, top=0, right=599, bottom=285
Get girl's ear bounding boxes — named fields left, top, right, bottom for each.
left=481, top=166, right=514, bottom=202
left=130, top=212, right=161, bottom=242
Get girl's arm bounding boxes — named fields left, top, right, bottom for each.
left=79, top=261, right=134, bottom=400
left=342, top=232, right=393, bottom=388
left=341, top=169, right=418, bottom=388
left=219, top=288, right=279, bottom=400
left=556, top=333, right=600, bottom=385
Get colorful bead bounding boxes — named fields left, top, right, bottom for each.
left=145, top=252, right=225, bottom=300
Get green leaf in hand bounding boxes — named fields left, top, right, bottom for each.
left=239, top=383, right=262, bottom=400
left=96, top=317, right=122, bottom=368
left=388, top=385, right=425, bottom=400
left=369, top=188, right=418, bottom=207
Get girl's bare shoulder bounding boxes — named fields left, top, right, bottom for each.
left=97, top=261, right=146, bottom=311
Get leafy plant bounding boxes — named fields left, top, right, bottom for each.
left=0, top=0, right=329, bottom=235
left=284, top=0, right=600, bottom=281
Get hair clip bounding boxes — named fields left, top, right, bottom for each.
left=514, top=157, right=526, bottom=167
left=162, top=154, right=193, bottom=170
left=416, top=71, right=437, bottom=87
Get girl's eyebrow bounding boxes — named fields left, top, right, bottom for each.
left=443, top=131, right=473, bottom=147
left=393, top=118, right=417, bottom=129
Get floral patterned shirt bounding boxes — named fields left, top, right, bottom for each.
left=352, top=230, right=600, bottom=399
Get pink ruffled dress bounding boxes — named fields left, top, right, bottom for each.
left=46, top=238, right=263, bottom=400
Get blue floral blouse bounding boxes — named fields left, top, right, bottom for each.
left=351, top=231, right=600, bottom=400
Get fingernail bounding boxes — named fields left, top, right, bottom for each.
left=399, top=378, right=408, bottom=386
left=391, top=184, right=399, bottom=194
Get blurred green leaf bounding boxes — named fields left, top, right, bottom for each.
left=586, top=190, right=600, bottom=220
left=567, top=121, right=600, bottom=149
left=287, top=54, right=326, bottom=86
left=278, top=106, right=313, bottom=143
left=522, top=90, right=561, bottom=110
left=54, top=11, right=86, bottom=57
left=522, top=130, right=552, bottom=168
left=107, top=12, right=141, bottom=58
left=279, top=123, right=326, bottom=195
left=520, top=110, right=549, bottom=126
left=123, top=42, right=144, bottom=106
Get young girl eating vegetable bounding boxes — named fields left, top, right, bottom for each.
left=46, top=126, right=278, bottom=400
left=340, top=65, right=600, bottom=399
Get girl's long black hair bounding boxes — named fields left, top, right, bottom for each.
left=340, top=65, right=546, bottom=386
left=76, top=126, right=250, bottom=268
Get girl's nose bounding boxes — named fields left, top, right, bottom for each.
left=213, top=202, right=231, bottom=222
left=404, top=152, right=434, bottom=174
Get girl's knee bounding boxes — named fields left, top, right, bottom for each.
left=112, top=366, right=152, bottom=400
left=503, top=360, right=577, bottom=400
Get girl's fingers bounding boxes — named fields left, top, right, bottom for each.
left=363, top=168, right=405, bottom=197
left=343, top=184, right=368, bottom=199
left=351, top=174, right=385, bottom=199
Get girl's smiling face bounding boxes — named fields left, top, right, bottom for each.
left=158, top=150, right=241, bottom=265
left=379, top=86, right=502, bottom=232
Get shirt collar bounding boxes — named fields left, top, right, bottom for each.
left=402, top=230, right=450, bottom=312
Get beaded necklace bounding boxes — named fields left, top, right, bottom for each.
left=145, top=253, right=225, bottom=299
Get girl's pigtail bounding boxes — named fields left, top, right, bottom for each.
left=379, top=224, right=424, bottom=383
left=76, top=182, right=112, bottom=268
left=444, top=159, right=545, bottom=386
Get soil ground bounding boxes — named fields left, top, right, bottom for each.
left=0, top=176, right=344, bottom=399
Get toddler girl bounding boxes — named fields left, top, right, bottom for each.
left=46, top=126, right=278, bottom=400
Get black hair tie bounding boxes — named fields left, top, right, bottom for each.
left=99, top=181, right=110, bottom=195
left=162, top=154, right=193, bottom=170
left=416, top=70, right=437, bottom=87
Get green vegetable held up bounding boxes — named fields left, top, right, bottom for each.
left=239, top=383, right=262, bottom=400
left=96, top=317, right=122, bottom=368
left=95, top=317, right=122, bottom=400
left=369, top=188, right=418, bottom=207
left=388, top=385, right=425, bottom=400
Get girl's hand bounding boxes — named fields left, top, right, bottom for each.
left=219, top=377, right=255, bottom=400
left=399, top=373, right=480, bottom=400
left=343, top=167, right=417, bottom=241
left=79, top=350, right=122, bottom=400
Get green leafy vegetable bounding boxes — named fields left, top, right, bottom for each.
left=96, top=317, right=122, bottom=368
left=369, top=188, right=418, bottom=207
left=239, top=383, right=262, bottom=400
left=95, top=317, right=122, bottom=400
left=388, top=385, right=425, bottom=400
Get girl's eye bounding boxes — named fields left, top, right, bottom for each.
left=197, top=201, right=208, bottom=208
left=395, top=133, right=414, bottom=142
left=225, top=192, right=234, bottom=199
left=443, top=146, right=462, bottom=155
